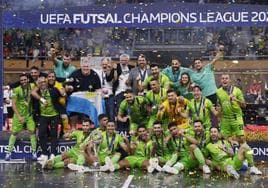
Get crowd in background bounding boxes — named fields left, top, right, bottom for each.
left=4, top=27, right=268, bottom=62
left=3, top=28, right=134, bottom=60
left=3, top=47, right=268, bottom=133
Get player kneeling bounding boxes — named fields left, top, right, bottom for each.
left=97, top=121, right=130, bottom=172
left=206, top=127, right=262, bottom=179
left=166, top=122, right=211, bottom=174
left=151, top=121, right=178, bottom=174
left=118, top=125, right=162, bottom=173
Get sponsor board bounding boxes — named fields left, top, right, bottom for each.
left=0, top=140, right=267, bottom=161
left=0, top=140, right=76, bottom=159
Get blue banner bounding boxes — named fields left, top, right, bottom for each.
left=0, top=140, right=267, bottom=161
left=0, top=1, right=3, bottom=131
left=0, top=140, right=76, bottom=159
left=3, top=3, right=268, bottom=28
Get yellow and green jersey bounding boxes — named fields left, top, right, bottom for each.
left=205, top=139, right=232, bottom=164
left=145, top=88, right=167, bottom=114
left=40, top=89, right=59, bottom=117
left=167, top=135, right=188, bottom=157
left=185, top=129, right=210, bottom=155
left=151, top=133, right=170, bottom=157
left=119, top=96, right=148, bottom=123
left=187, top=97, right=213, bottom=129
left=98, top=132, right=124, bottom=156
left=69, top=130, right=89, bottom=149
left=132, top=139, right=154, bottom=158
left=143, top=73, right=170, bottom=90
left=12, top=83, right=35, bottom=117
left=216, top=86, right=244, bottom=119
left=158, top=98, right=189, bottom=128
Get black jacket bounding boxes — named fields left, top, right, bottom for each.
left=32, top=87, right=63, bottom=119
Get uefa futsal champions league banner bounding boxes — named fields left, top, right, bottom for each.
left=0, top=140, right=76, bottom=159
left=2, top=2, right=268, bottom=29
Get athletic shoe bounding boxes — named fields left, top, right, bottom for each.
left=43, top=159, right=54, bottom=170
left=68, top=163, right=99, bottom=173
left=105, top=157, right=115, bottom=172
left=147, top=158, right=156, bottom=173
left=147, top=158, right=162, bottom=172
left=37, top=154, right=48, bottom=161
left=49, top=154, right=55, bottom=160
left=41, top=157, right=48, bottom=169
left=162, top=165, right=179, bottom=175
left=173, top=162, right=184, bottom=172
left=100, top=164, right=110, bottom=172
left=147, top=166, right=154, bottom=173
left=92, top=162, right=100, bottom=169
left=249, top=166, right=262, bottom=175
left=226, top=165, right=240, bottom=179
left=67, top=163, right=85, bottom=172
left=162, top=165, right=170, bottom=172
left=32, top=152, right=37, bottom=161
left=155, top=165, right=162, bottom=172
left=202, top=165, right=211, bottom=174
left=5, top=153, right=11, bottom=161
left=152, top=159, right=162, bottom=172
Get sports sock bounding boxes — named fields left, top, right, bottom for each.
left=53, top=161, right=65, bottom=168
left=30, top=134, right=37, bottom=152
left=111, top=153, right=121, bottom=164
left=193, top=148, right=205, bottom=166
left=165, top=153, right=178, bottom=166
left=114, top=164, right=120, bottom=170
left=245, top=150, right=254, bottom=167
left=53, top=155, right=63, bottom=163
left=7, top=134, right=17, bottom=153
left=240, top=143, right=254, bottom=167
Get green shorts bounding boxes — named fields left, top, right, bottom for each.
left=98, top=153, right=107, bottom=165
left=124, top=156, right=147, bottom=169
left=220, top=116, right=244, bottom=138
left=158, top=154, right=172, bottom=164
left=180, top=155, right=199, bottom=170
left=12, top=115, right=35, bottom=134
left=68, top=155, right=85, bottom=165
left=66, top=148, right=85, bottom=165
left=214, top=155, right=243, bottom=171
left=66, top=147, right=80, bottom=159
left=98, top=152, right=121, bottom=165
left=76, top=154, right=85, bottom=165
left=223, top=154, right=243, bottom=171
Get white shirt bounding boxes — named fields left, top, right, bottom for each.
left=95, top=69, right=113, bottom=97
left=3, top=88, right=12, bottom=114
left=115, top=65, right=130, bottom=95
